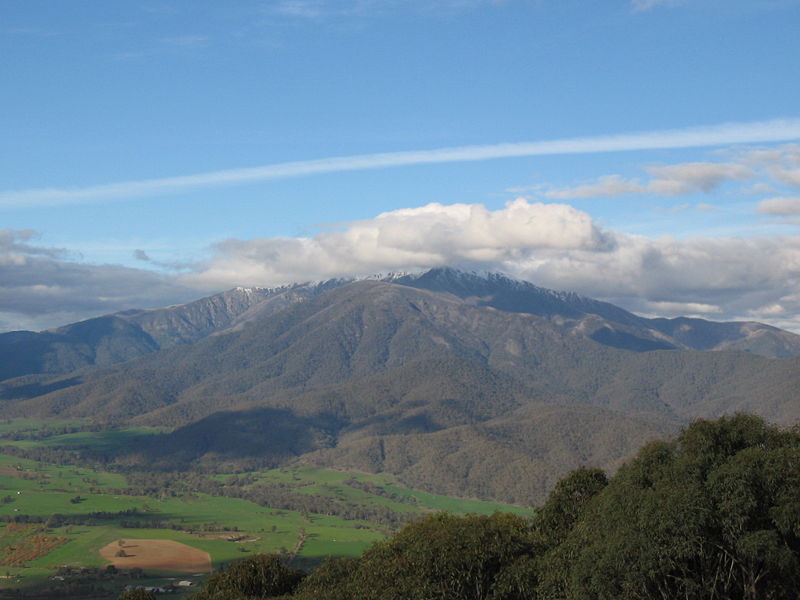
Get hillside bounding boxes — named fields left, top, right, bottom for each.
left=0, top=281, right=341, bottom=382
left=2, top=271, right=799, bottom=505
left=2, top=268, right=799, bottom=387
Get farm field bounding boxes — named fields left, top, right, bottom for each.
left=0, top=418, right=532, bottom=598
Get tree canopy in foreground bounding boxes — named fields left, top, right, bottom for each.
left=178, top=413, right=800, bottom=600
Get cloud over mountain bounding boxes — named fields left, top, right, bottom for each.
left=182, top=199, right=610, bottom=289
left=5, top=143, right=800, bottom=333
left=5, top=187, right=800, bottom=334
left=0, top=229, right=198, bottom=332
left=175, top=199, right=800, bottom=331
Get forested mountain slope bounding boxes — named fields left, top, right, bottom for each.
left=3, top=273, right=799, bottom=504
left=2, top=268, right=799, bottom=386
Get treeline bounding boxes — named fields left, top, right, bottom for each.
left=0, top=509, right=187, bottom=531
left=0, top=422, right=106, bottom=441
left=343, top=477, right=415, bottom=505
left=0, top=444, right=82, bottom=466
left=178, top=414, right=800, bottom=600
left=214, top=482, right=410, bottom=527
left=107, top=471, right=411, bottom=527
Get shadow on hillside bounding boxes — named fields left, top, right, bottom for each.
left=122, top=407, right=345, bottom=470
left=0, top=375, right=83, bottom=401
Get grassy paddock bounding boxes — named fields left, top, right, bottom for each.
left=0, top=419, right=533, bottom=597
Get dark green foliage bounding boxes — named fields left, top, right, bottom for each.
left=270, top=414, right=800, bottom=600
left=347, top=512, right=535, bottom=600
left=117, top=590, right=157, bottom=600
left=534, top=466, right=607, bottom=548
left=554, top=414, right=800, bottom=600
left=192, top=554, right=305, bottom=600
left=293, top=557, right=360, bottom=600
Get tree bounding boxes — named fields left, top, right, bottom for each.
left=294, top=557, right=359, bottom=600
left=348, top=512, right=536, bottom=600
left=117, top=590, right=156, bottom=600
left=192, top=553, right=305, bottom=600
left=533, top=466, right=608, bottom=599
left=559, top=414, right=800, bottom=600
left=535, top=466, right=607, bottom=548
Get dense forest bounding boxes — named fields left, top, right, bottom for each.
left=129, top=414, right=799, bottom=600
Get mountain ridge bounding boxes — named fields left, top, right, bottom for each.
left=3, top=272, right=799, bottom=505
left=1, top=268, right=798, bottom=386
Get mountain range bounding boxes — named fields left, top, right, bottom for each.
left=2, top=268, right=799, bottom=504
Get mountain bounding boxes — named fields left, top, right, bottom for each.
left=0, top=280, right=343, bottom=382
left=394, top=268, right=800, bottom=356
left=1, top=268, right=798, bottom=385
left=2, top=269, right=799, bottom=505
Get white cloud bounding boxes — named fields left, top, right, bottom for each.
left=757, top=196, right=800, bottom=215
left=0, top=230, right=198, bottom=331
left=735, top=143, right=800, bottom=167
left=544, top=161, right=754, bottom=199
left=182, top=199, right=611, bottom=289
left=731, top=144, right=800, bottom=189
left=6, top=197, right=800, bottom=331
left=644, top=300, right=722, bottom=315
left=743, top=182, right=779, bottom=195
left=167, top=199, right=800, bottom=330
left=505, top=234, right=800, bottom=329
left=3, top=118, right=800, bottom=209
left=545, top=175, right=646, bottom=199
left=654, top=203, right=691, bottom=214
left=271, top=0, right=326, bottom=18
left=774, top=168, right=800, bottom=188
left=267, top=0, right=525, bottom=20
left=645, top=162, right=753, bottom=194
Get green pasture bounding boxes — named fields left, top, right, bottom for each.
left=224, top=465, right=532, bottom=517
left=2, top=426, right=166, bottom=454
left=381, top=483, right=534, bottom=515
left=0, top=418, right=90, bottom=435
left=0, top=417, right=532, bottom=597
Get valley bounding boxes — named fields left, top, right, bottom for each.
left=0, top=418, right=528, bottom=598
left=2, top=269, right=800, bottom=597
left=2, top=269, right=799, bottom=507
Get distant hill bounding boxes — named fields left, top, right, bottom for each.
left=2, top=269, right=799, bottom=505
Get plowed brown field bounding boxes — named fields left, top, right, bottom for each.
left=100, top=539, right=211, bottom=572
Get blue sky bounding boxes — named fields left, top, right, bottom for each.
left=2, top=0, right=800, bottom=331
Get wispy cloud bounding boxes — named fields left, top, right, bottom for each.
left=160, top=35, right=209, bottom=49
left=3, top=119, right=800, bottom=209
left=545, top=161, right=754, bottom=199
left=631, top=0, right=685, bottom=12
left=266, top=0, right=517, bottom=20
left=271, top=0, right=327, bottom=18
